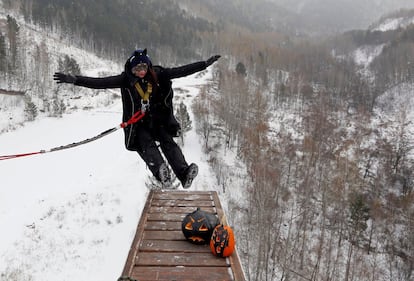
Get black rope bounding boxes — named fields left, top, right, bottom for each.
left=48, top=127, right=118, bottom=152
left=0, top=110, right=145, bottom=161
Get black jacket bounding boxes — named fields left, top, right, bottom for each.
left=74, top=60, right=208, bottom=150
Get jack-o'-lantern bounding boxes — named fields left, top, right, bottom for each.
left=210, top=224, right=235, bottom=257
left=181, top=208, right=219, bottom=244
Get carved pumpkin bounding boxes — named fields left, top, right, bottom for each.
left=210, top=224, right=235, bottom=257
left=181, top=208, right=219, bottom=245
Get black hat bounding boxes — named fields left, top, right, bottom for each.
left=129, top=48, right=151, bottom=68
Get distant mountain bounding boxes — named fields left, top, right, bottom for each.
left=268, top=0, right=414, bottom=33
left=328, top=9, right=414, bottom=91
left=176, top=0, right=414, bottom=35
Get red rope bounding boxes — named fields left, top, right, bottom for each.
left=121, top=110, right=145, bottom=128
left=0, top=151, right=42, bottom=160
left=0, top=110, right=145, bottom=161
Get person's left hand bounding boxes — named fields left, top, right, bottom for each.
left=206, top=55, right=221, bottom=66
left=53, top=72, right=77, bottom=84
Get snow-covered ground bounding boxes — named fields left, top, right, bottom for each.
left=372, top=16, right=414, bottom=32
left=0, top=69, right=220, bottom=281
left=353, top=44, right=385, bottom=68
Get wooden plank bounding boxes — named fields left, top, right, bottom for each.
left=136, top=252, right=229, bottom=267
left=149, top=206, right=216, bottom=213
left=142, top=230, right=184, bottom=240
left=151, top=199, right=215, bottom=207
left=147, top=209, right=220, bottom=221
left=152, top=191, right=214, bottom=200
left=139, top=239, right=211, bottom=253
left=145, top=220, right=181, bottom=231
left=132, top=266, right=233, bottom=281
left=147, top=212, right=186, bottom=221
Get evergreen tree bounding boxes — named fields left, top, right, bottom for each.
left=236, top=62, right=247, bottom=76
left=50, top=88, right=66, bottom=117
left=0, top=32, right=6, bottom=72
left=65, top=55, right=81, bottom=75
left=348, top=193, right=370, bottom=243
left=6, top=15, right=19, bottom=72
left=57, top=55, right=81, bottom=74
left=24, top=96, right=38, bottom=121
left=175, top=102, right=192, bottom=144
left=176, top=102, right=192, bottom=132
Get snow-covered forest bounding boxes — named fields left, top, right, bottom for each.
left=1, top=0, right=414, bottom=280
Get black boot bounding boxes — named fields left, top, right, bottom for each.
left=181, top=163, right=198, bottom=189
left=158, top=163, right=172, bottom=189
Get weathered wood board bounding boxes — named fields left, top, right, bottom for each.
left=120, top=190, right=246, bottom=281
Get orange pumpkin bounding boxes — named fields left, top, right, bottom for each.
left=181, top=208, right=219, bottom=245
left=210, top=224, right=235, bottom=257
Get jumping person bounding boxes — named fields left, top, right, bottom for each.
left=54, top=49, right=220, bottom=189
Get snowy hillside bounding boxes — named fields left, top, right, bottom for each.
left=373, top=82, right=414, bottom=160
left=343, top=19, right=414, bottom=175
left=372, top=15, right=414, bottom=31
left=349, top=15, right=414, bottom=147
left=0, top=6, right=122, bottom=133
left=351, top=13, right=414, bottom=70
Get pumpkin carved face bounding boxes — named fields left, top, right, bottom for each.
left=210, top=224, right=235, bottom=257
left=181, top=208, right=219, bottom=245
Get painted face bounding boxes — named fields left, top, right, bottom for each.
left=131, top=63, right=148, bottom=78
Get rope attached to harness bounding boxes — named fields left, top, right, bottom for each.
left=0, top=110, right=145, bottom=161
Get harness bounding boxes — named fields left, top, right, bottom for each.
left=134, top=82, right=153, bottom=112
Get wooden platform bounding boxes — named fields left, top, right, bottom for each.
left=120, top=190, right=246, bottom=281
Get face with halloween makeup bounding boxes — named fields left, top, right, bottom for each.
left=129, top=49, right=151, bottom=78
left=131, top=63, right=148, bottom=78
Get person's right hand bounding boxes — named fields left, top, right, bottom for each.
left=206, top=55, right=221, bottom=66
left=53, top=72, right=77, bottom=84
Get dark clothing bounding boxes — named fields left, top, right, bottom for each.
left=73, top=60, right=207, bottom=182
left=74, top=61, right=207, bottom=148
left=135, top=125, right=188, bottom=180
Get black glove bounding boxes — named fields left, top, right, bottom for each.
left=53, top=72, right=77, bottom=84
left=206, top=55, right=221, bottom=67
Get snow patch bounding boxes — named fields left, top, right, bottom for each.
left=353, top=44, right=385, bottom=67
left=372, top=16, right=414, bottom=32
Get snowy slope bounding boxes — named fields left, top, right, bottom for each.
left=350, top=15, right=414, bottom=149
left=0, top=6, right=123, bottom=133
left=0, top=69, right=219, bottom=281
left=372, top=15, right=414, bottom=31
left=351, top=14, right=414, bottom=70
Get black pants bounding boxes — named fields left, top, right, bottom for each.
left=134, top=125, right=188, bottom=182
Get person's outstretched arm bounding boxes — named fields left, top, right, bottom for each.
left=53, top=72, right=126, bottom=89
left=165, top=55, right=221, bottom=80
